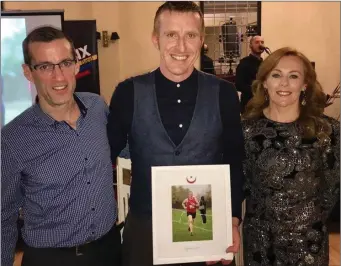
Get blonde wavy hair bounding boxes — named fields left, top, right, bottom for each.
left=243, top=47, right=331, bottom=139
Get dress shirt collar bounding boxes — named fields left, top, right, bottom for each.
left=155, top=67, right=198, bottom=88
left=33, top=93, right=88, bottom=126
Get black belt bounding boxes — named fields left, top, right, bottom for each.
left=60, top=223, right=123, bottom=256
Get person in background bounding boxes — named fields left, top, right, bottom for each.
left=201, top=43, right=215, bottom=75
left=199, top=196, right=207, bottom=224
left=235, top=35, right=264, bottom=113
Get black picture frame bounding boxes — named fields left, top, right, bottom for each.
left=257, top=1, right=262, bottom=36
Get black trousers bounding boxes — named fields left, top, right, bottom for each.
left=199, top=210, right=207, bottom=224
left=122, top=211, right=236, bottom=266
left=22, top=224, right=122, bottom=266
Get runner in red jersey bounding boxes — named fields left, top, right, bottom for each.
left=182, top=191, right=199, bottom=236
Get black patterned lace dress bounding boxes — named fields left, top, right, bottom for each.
left=242, top=116, right=340, bottom=266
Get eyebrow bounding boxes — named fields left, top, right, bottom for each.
left=164, top=30, right=199, bottom=35
left=273, top=69, right=302, bottom=75
left=32, top=58, right=73, bottom=65
left=163, top=30, right=176, bottom=35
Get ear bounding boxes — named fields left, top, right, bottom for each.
left=22, top=64, right=34, bottom=83
left=200, top=35, right=205, bottom=47
left=74, top=61, right=80, bottom=75
left=151, top=33, right=159, bottom=50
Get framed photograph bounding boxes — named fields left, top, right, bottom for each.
left=116, top=157, right=131, bottom=223
left=152, top=164, right=233, bottom=265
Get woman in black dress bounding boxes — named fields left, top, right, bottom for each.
left=241, top=47, right=340, bottom=266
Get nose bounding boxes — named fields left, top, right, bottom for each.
left=177, top=37, right=186, bottom=52
left=280, top=76, right=289, bottom=86
left=52, top=65, right=65, bottom=80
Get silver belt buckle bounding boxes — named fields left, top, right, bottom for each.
left=75, top=245, right=83, bottom=256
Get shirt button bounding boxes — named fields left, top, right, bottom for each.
left=87, top=181, right=90, bottom=185
left=175, top=151, right=181, bottom=156
left=177, top=99, right=181, bottom=103
left=91, top=208, right=95, bottom=211
left=179, top=124, right=183, bottom=128
left=177, top=84, right=180, bottom=88
left=85, top=158, right=88, bottom=161
left=92, top=232, right=95, bottom=234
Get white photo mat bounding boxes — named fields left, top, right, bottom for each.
left=116, top=157, right=131, bottom=224
left=152, top=164, right=233, bottom=265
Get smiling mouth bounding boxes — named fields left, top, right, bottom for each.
left=276, top=91, right=292, bottom=96
left=171, top=55, right=188, bottom=61
left=53, top=85, right=67, bottom=91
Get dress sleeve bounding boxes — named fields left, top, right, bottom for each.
left=321, top=118, right=340, bottom=222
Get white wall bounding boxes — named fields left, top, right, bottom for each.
left=118, top=2, right=162, bottom=81
left=262, top=2, right=340, bottom=118
left=262, top=2, right=340, bottom=92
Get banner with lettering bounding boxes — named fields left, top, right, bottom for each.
left=63, top=20, right=100, bottom=94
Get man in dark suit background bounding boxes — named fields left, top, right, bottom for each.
left=201, top=43, right=215, bottom=75
left=235, top=35, right=264, bottom=113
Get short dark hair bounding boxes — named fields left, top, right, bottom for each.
left=22, top=26, right=77, bottom=66
left=249, top=35, right=263, bottom=45
left=153, top=1, right=205, bottom=36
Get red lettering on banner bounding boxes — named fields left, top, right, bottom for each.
left=76, top=70, right=91, bottom=79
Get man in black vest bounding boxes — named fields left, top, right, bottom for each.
left=107, top=2, right=245, bottom=266
left=235, top=35, right=264, bottom=113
